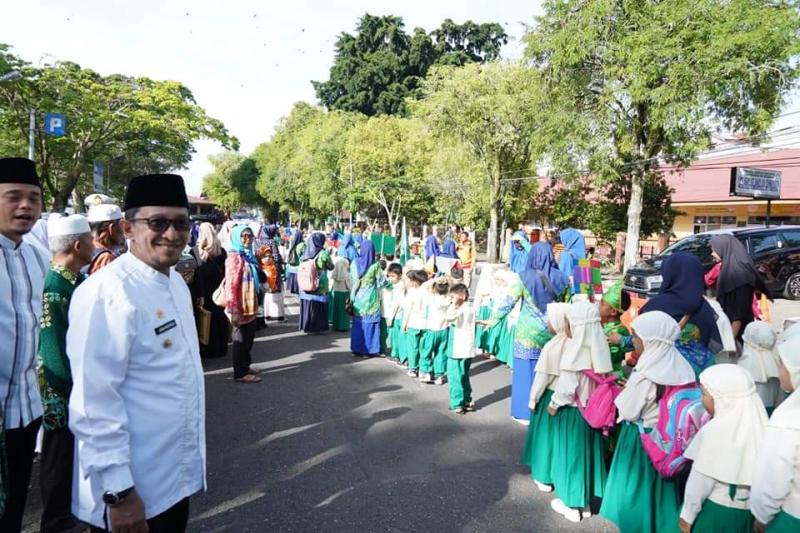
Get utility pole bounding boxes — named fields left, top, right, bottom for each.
left=28, top=109, right=35, bottom=160
left=349, top=161, right=354, bottom=228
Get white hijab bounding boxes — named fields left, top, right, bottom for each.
left=782, top=321, right=800, bottom=341
left=771, top=337, right=800, bottom=431
left=629, top=311, right=696, bottom=386
left=474, top=263, right=497, bottom=304
left=560, top=301, right=612, bottom=373
left=739, top=321, right=780, bottom=383
left=685, top=364, right=768, bottom=486
left=535, top=303, right=570, bottom=376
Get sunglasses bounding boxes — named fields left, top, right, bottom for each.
left=130, top=217, right=192, bottom=232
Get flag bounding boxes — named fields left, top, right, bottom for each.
left=399, top=217, right=410, bottom=266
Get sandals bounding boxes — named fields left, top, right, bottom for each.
left=235, top=374, right=262, bottom=383
left=247, top=367, right=261, bottom=375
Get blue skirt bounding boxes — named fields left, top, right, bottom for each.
left=286, top=272, right=299, bottom=295
left=511, top=357, right=536, bottom=420
left=300, top=299, right=328, bottom=333
left=351, top=317, right=380, bottom=356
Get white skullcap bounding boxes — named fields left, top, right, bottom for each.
left=47, top=214, right=90, bottom=237
left=87, top=204, right=122, bottom=223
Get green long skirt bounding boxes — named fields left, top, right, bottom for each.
left=475, top=305, right=495, bottom=353
left=549, top=406, right=607, bottom=509
left=600, top=423, right=682, bottom=533
left=380, top=318, right=389, bottom=355
left=769, top=510, right=800, bottom=532
left=329, top=291, right=351, bottom=332
left=521, top=389, right=556, bottom=485
left=692, top=500, right=753, bottom=533
left=492, top=320, right=514, bottom=365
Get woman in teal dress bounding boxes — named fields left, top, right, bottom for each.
left=600, top=311, right=697, bottom=533
left=350, top=241, right=389, bottom=357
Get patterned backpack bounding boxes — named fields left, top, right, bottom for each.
left=575, top=370, right=622, bottom=436
left=638, top=383, right=710, bottom=478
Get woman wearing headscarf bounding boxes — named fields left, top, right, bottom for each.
left=257, top=223, right=285, bottom=321
left=224, top=225, right=264, bottom=383
left=522, top=242, right=571, bottom=313
left=600, top=311, right=697, bottom=533
left=639, top=252, right=721, bottom=375
left=285, top=229, right=304, bottom=295
left=194, top=222, right=229, bottom=358
left=751, top=336, right=800, bottom=532
left=678, top=364, right=768, bottom=533
left=440, top=235, right=458, bottom=259
left=479, top=256, right=557, bottom=422
left=509, top=229, right=531, bottom=275
left=350, top=241, right=389, bottom=357
left=329, top=247, right=352, bottom=332
left=710, top=234, right=770, bottom=340
left=557, top=228, right=586, bottom=276
left=339, top=231, right=359, bottom=264
left=299, top=232, right=334, bottom=333
left=547, top=302, right=612, bottom=523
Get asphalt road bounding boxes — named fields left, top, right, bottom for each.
left=22, top=295, right=614, bottom=533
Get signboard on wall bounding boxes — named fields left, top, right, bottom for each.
left=730, top=167, right=782, bottom=199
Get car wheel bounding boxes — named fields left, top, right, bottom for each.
left=784, top=272, right=800, bottom=300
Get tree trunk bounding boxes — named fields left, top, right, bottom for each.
left=623, top=173, right=644, bottom=271
left=614, top=232, right=626, bottom=274
left=487, top=171, right=501, bottom=263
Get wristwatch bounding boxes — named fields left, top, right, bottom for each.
left=102, top=486, right=135, bottom=506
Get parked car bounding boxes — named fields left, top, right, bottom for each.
left=623, top=225, right=800, bottom=300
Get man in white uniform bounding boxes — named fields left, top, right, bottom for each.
left=67, top=174, right=205, bottom=533
left=0, top=157, right=48, bottom=532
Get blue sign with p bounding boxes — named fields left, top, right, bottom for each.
left=44, top=113, right=66, bottom=136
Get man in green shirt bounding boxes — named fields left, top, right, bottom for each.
left=37, top=214, right=94, bottom=532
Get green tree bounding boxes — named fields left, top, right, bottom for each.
left=202, top=152, right=263, bottom=212
left=344, top=115, right=434, bottom=233
left=526, top=0, right=800, bottom=269
left=313, top=13, right=507, bottom=116
left=0, top=46, right=237, bottom=210
left=412, top=62, right=546, bottom=262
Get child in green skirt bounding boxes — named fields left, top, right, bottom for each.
left=600, top=310, right=697, bottom=533
left=546, top=301, right=612, bottom=523
left=522, top=302, right=571, bottom=492
left=329, top=253, right=352, bottom=332
left=384, top=263, right=406, bottom=365
left=751, top=335, right=800, bottom=533
left=487, top=269, right=515, bottom=365
left=679, top=364, right=767, bottom=533
left=473, top=264, right=498, bottom=357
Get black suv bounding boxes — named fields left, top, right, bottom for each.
left=623, top=226, right=800, bottom=300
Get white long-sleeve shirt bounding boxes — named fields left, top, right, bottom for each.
left=680, top=469, right=751, bottom=524
left=616, top=378, right=659, bottom=428
left=402, top=285, right=427, bottom=331
left=0, top=233, right=47, bottom=429
left=751, top=425, right=800, bottom=525
left=550, top=370, right=595, bottom=408
left=425, top=293, right=451, bottom=332
left=330, top=256, right=350, bottom=292
left=67, top=252, right=206, bottom=527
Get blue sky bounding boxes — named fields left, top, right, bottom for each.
left=4, top=1, right=539, bottom=194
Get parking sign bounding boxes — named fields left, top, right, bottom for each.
left=44, top=113, right=66, bottom=136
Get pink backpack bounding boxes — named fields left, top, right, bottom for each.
left=638, top=383, right=710, bottom=478
left=297, top=257, right=320, bottom=293
left=575, top=370, right=622, bottom=436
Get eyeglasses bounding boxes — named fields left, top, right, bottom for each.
left=130, top=217, right=191, bottom=232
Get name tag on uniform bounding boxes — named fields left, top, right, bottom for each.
left=155, top=320, right=177, bottom=336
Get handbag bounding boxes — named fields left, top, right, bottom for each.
left=196, top=307, right=211, bottom=345
left=212, top=279, right=227, bottom=307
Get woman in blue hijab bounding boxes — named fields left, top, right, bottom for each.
left=639, top=252, right=721, bottom=374
left=349, top=241, right=388, bottom=357
left=522, top=242, right=570, bottom=313
left=340, top=232, right=359, bottom=263
left=440, top=236, right=458, bottom=259
left=285, top=229, right=304, bottom=294
left=299, top=232, right=334, bottom=333
left=558, top=228, right=586, bottom=275
left=509, top=230, right=530, bottom=275
left=424, top=233, right=440, bottom=262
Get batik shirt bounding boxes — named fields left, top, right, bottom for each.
left=487, top=274, right=552, bottom=359
left=37, top=264, right=86, bottom=431
left=350, top=262, right=389, bottom=322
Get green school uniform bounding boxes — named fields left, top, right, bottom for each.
left=420, top=329, right=449, bottom=376
left=604, top=319, right=632, bottom=376
left=692, top=499, right=753, bottom=533
left=521, top=389, right=557, bottom=485
left=405, top=328, right=424, bottom=371
left=446, top=326, right=472, bottom=409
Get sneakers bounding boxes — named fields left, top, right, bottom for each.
left=434, top=375, right=446, bottom=385
left=419, top=373, right=434, bottom=384
left=533, top=480, right=553, bottom=493
left=407, top=369, right=418, bottom=378
left=550, top=499, right=581, bottom=523
left=465, top=402, right=476, bottom=412
left=454, top=407, right=467, bottom=415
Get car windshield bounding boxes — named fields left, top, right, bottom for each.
left=656, top=235, right=712, bottom=262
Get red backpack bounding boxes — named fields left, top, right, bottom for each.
left=575, top=370, right=622, bottom=436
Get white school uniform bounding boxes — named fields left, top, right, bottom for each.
left=67, top=252, right=206, bottom=527
left=402, top=285, right=427, bottom=331
left=446, top=302, right=476, bottom=359
left=425, top=291, right=451, bottom=333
